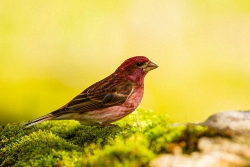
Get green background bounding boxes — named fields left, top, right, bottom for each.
left=1, top=0, right=250, bottom=125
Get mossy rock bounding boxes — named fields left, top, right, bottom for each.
left=0, top=109, right=226, bottom=167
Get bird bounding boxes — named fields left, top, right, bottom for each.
left=25, top=56, right=158, bottom=128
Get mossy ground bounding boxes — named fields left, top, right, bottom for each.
left=0, top=109, right=229, bottom=167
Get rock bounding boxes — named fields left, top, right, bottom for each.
left=196, top=110, right=250, bottom=134
left=151, top=110, right=250, bottom=167
left=151, top=137, right=250, bottom=167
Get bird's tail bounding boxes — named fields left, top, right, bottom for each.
left=25, top=114, right=56, bottom=128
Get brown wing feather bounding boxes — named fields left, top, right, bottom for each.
left=52, top=74, right=134, bottom=115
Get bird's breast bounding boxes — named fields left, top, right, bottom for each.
left=121, top=86, right=144, bottom=111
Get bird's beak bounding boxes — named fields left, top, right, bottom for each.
left=144, top=61, right=158, bottom=72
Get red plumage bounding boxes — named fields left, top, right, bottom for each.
left=25, top=56, right=158, bottom=128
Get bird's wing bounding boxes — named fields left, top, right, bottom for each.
left=53, top=74, right=134, bottom=114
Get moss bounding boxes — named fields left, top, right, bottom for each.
left=0, top=108, right=229, bottom=167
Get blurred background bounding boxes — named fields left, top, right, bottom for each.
left=1, top=0, right=250, bottom=125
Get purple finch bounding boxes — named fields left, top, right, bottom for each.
left=25, top=56, right=158, bottom=128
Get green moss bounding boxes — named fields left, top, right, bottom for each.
left=0, top=108, right=227, bottom=167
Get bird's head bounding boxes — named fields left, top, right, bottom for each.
left=115, top=56, right=158, bottom=83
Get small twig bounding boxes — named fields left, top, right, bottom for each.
left=134, top=110, right=142, bottom=132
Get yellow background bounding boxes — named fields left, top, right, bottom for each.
left=1, top=1, right=250, bottom=125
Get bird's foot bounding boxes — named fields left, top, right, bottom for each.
left=99, top=124, right=120, bottom=128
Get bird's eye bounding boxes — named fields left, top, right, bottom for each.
left=136, top=62, right=143, bottom=67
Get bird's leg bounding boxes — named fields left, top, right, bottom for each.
left=97, top=122, right=120, bottom=128
left=103, top=124, right=120, bottom=127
